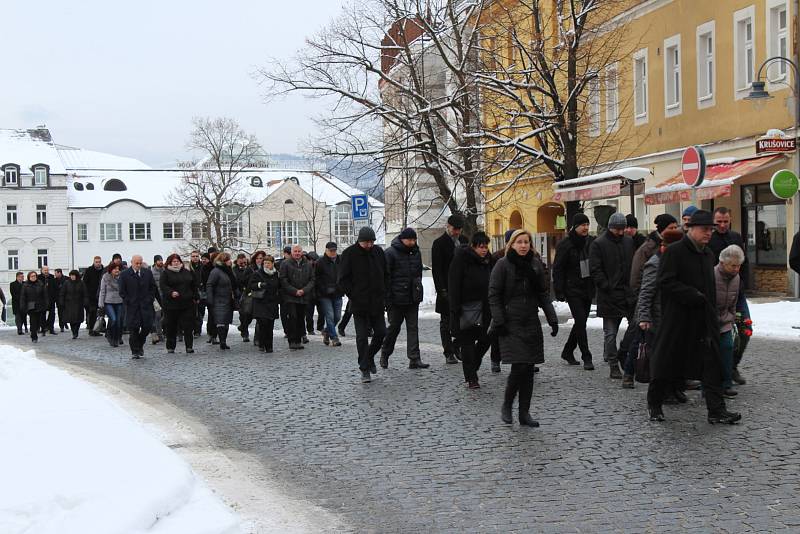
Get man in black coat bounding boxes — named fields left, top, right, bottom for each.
left=589, top=212, right=635, bottom=379
left=82, top=256, right=105, bottom=336
left=553, top=213, right=595, bottom=369
left=338, top=226, right=389, bottom=383
left=709, top=207, right=749, bottom=288
left=39, top=265, right=59, bottom=335
left=315, top=242, right=343, bottom=346
left=431, top=213, right=469, bottom=364
left=625, top=214, right=647, bottom=250
left=380, top=228, right=428, bottom=370
left=647, top=210, right=741, bottom=424
left=10, top=271, right=26, bottom=334
left=119, top=255, right=158, bottom=359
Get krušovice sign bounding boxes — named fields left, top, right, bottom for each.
left=756, top=138, right=797, bottom=154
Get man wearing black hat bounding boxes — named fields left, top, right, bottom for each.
left=625, top=214, right=647, bottom=250
left=647, top=209, right=741, bottom=424
left=432, top=213, right=469, bottom=364
left=381, top=228, right=428, bottom=369
left=553, top=213, right=595, bottom=369
left=316, top=242, right=343, bottom=346
left=338, top=226, right=389, bottom=382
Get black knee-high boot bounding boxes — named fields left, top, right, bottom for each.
left=218, top=325, right=230, bottom=350
left=517, top=364, right=538, bottom=427
left=501, top=366, right=521, bottom=424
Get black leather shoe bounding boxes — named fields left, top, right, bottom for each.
left=648, top=405, right=665, bottom=422
left=534, top=366, right=540, bottom=373
left=561, top=354, right=580, bottom=365
left=732, top=369, right=746, bottom=385
left=673, top=389, right=688, bottom=403
left=708, top=411, right=742, bottom=424
left=445, top=354, right=459, bottom=364
left=501, top=402, right=512, bottom=424
left=379, top=353, right=389, bottom=369
left=409, top=359, right=430, bottom=369
left=519, top=413, right=540, bottom=427
left=369, top=363, right=377, bottom=374
left=583, top=361, right=595, bottom=370
left=723, top=389, right=738, bottom=398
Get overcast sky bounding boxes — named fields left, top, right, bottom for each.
left=0, top=0, right=346, bottom=166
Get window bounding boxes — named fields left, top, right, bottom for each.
left=37, top=249, right=48, bottom=269
left=633, top=49, right=648, bottom=124
left=4, top=166, right=18, bottom=185
left=742, top=184, right=788, bottom=266
left=696, top=21, right=715, bottom=107
left=129, top=222, right=151, bottom=241
left=36, top=204, right=47, bottom=225
left=104, top=179, right=127, bottom=191
left=664, top=35, right=682, bottom=116
left=162, top=222, right=184, bottom=240
left=6, top=205, right=17, bottom=225
left=587, top=78, right=600, bottom=137
left=100, top=223, right=122, bottom=241
left=7, top=249, right=18, bottom=270
left=734, top=6, right=756, bottom=98
left=605, top=64, right=619, bottom=132
left=191, top=222, right=209, bottom=240
left=33, top=166, right=47, bottom=186
left=333, top=204, right=356, bottom=247
left=265, top=221, right=282, bottom=248
left=76, top=223, right=88, bottom=241
left=767, top=1, right=789, bottom=82
left=222, top=207, right=244, bottom=245
left=73, top=182, right=84, bottom=191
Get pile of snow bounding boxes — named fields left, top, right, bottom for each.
left=748, top=300, right=800, bottom=340
left=0, top=345, right=240, bottom=534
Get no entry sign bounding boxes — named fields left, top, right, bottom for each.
left=681, top=146, right=706, bottom=188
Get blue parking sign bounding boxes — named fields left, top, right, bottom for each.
left=351, top=194, right=369, bottom=220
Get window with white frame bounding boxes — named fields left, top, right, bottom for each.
left=129, top=222, right=151, bottom=241
left=34, top=167, right=47, bottom=186
left=664, top=35, right=682, bottom=115
left=191, top=222, right=208, bottom=240
left=76, top=223, right=88, bottom=241
left=734, top=6, right=756, bottom=97
left=222, top=206, right=243, bottom=243
left=100, top=223, right=122, bottom=241
left=35, top=204, right=47, bottom=225
left=37, top=249, right=48, bottom=269
left=697, top=21, right=715, bottom=106
left=333, top=204, right=356, bottom=246
left=6, top=205, right=17, bottom=225
left=7, top=249, right=18, bottom=270
left=265, top=221, right=281, bottom=248
left=587, top=78, right=600, bottom=137
left=633, top=49, right=648, bottom=123
left=162, top=222, right=184, bottom=240
left=767, top=1, right=789, bottom=82
left=4, top=167, right=18, bottom=185
left=605, top=64, right=619, bottom=133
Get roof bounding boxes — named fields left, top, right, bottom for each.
left=56, top=145, right=151, bottom=170
left=0, top=128, right=67, bottom=174
left=644, top=154, right=786, bottom=205
left=67, top=168, right=384, bottom=209
left=553, top=167, right=651, bottom=202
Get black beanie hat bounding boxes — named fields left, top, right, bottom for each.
left=571, top=213, right=590, bottom=229
left=654, top=213, right=678, bottom=233
left=358, top=226, right=377, bottom=242
left=504, top=229, right=515, bottom=243
left=153, top=255, right=163, bottom=263
left=625, top=214, right=638, bottom=228
left=399, top=227, right=417, bottom=240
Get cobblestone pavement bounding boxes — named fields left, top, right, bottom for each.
left=4, top=316, right=800, bottom=533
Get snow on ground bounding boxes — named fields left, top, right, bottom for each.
left=0, top=345, right=240, bottom=534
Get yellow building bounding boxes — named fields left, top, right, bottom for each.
left=484, top=0, right=797, bottom=294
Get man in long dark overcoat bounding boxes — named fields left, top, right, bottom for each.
left=646, top=210, right=741, bottom=424
left=431, top=214, right=469, bottom=364
left=119, top=255, right=157, bottom=359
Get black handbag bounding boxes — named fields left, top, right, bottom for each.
left=459, top=301, right=484, bottom=330
left=634, top=341, right=651, bottom=383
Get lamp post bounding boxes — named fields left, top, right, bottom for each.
left=745, top=55, right=800, bottom=296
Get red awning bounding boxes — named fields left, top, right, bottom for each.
left=644, top=154, right=785, bottom=205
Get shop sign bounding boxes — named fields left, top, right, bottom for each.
left=553, top=182, right=621, bottom=202
left=756, top=138, right=796, bottom=154
left=770, top=169, right=800, bottom=200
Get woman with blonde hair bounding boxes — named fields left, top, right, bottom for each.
left=489, top=229, right=558, bottom=427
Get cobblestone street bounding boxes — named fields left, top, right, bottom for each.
left=4, top=318, right=800, bottom=533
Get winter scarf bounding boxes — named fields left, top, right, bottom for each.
left=506, top=249, right=538, bottom=286
left=263, top=266, right=276, bottom=276
left=167, top=265, right=183, bottom=273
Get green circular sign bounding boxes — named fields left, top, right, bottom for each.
left=770, top=169, right=799, bottom=200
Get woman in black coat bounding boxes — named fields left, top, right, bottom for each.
left=448, top=231, right=493, bottom=389
left=19, top=271, right=48, bottom=342
left=206, top=252, right=238, bottom=350
left=489, top=229, right=558, bottom=427
left=58, top=270, right=88, bottom=339
left=247, top=255, right=281, bottom=353
left=160, top=253, right=198, bottom=354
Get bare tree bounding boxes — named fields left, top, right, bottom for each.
left=169, top=117, right=265, bottom=252
left=296, top=173, right=330, bottom=252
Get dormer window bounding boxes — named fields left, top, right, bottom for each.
left=33, top=165, right=49, bottom=186
left=3, top=165, right=20, bottom=186
left=103, top=179, right=127, bottom=191
left=250, top=176, right=263, bottom=187
left=86, top=182, right=95, bottom=190
left=73, top=182, right=85, bottom=191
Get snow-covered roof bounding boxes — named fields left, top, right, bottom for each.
left=56, top=145, right=151, bottom=170
left=67, top=168, right=384, bottom=210
left=0, top=128, right=67, bottom=174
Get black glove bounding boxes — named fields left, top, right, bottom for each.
left=549, top=322, right=559, bottom=337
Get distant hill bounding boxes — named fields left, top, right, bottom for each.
left=269, top=153, right=384, bottom=201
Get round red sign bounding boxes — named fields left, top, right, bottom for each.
left=681, top=146, right=706, bottom=188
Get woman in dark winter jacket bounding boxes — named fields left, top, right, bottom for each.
left=206, top=252, right=238, bottom=350
left=248, top=255, right=281, bottom=352
left=58, top=270, right=88, bottom=339
left=489, top=229, right=559, bottom=427
left=449, top=231, right=493, bottom=389
left=160, top=253, right=198, bottom=354
left=552, top=213, right=595, bottom=368
left=20, top=271, right=48, bottom=342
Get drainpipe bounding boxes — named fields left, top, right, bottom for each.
left=70, top=211, right=75, bottom=271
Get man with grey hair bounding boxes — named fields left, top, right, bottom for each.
left=280, top=244, right=315, bottom=350
left=119, top=255, right=158, bottom=359
left=589, top=212, right=636, bottom=379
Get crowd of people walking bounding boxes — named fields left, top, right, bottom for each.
left=8, top=205, right=780, bottom=428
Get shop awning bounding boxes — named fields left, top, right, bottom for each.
left=552, top=167, right=651, bottom=202
left=644, top=154, right=786, bottom=205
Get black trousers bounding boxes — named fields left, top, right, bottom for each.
left=504, top=363, right=536, bottom=414
left=285, top=302, right=306, bottom=343
left=459, top=327, right=491, bottom=382
left=438, top=312, right=458, bottom=357
left=58, top=304, right=67, bottom=329
left=563, top=295, right=592, bottom=360
left=28, top=311, right=41, bottom=340
left=85, top=305, right=98, bottom=333
left=128, top=326, right=149, bottom=355
left=490, top=337, right=501, bottom=364
left=382, top=304, right=420, bottom=361
left=339, top=301, right=352, bottom=330
left=239, top=312, right=252, bottom=338
left=280, top=302, right=290, bottom=334
left=194, top=302, right=206, bottom=336
left=164, top=307, right=194, bottom=351
left=354, top=313, right=386, bottom=371
left=305, top=302, right=315, bottom=333
left=69, top=323, right=80, bottom=337
left=15, top=311, right=27, bottom=333
left=45, top=304, right=57, bottom=332
left=256, top=318, right=275, bottom=351
left=647, top=344, right=726, bottom=415
left=206, top=308, right=218, bottom=338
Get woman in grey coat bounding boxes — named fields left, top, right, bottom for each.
left=99, top=264, right=124, bottom=347
left=489, top=229, right=558, bottom=427
left=206, top=252, right=238, bottom=350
